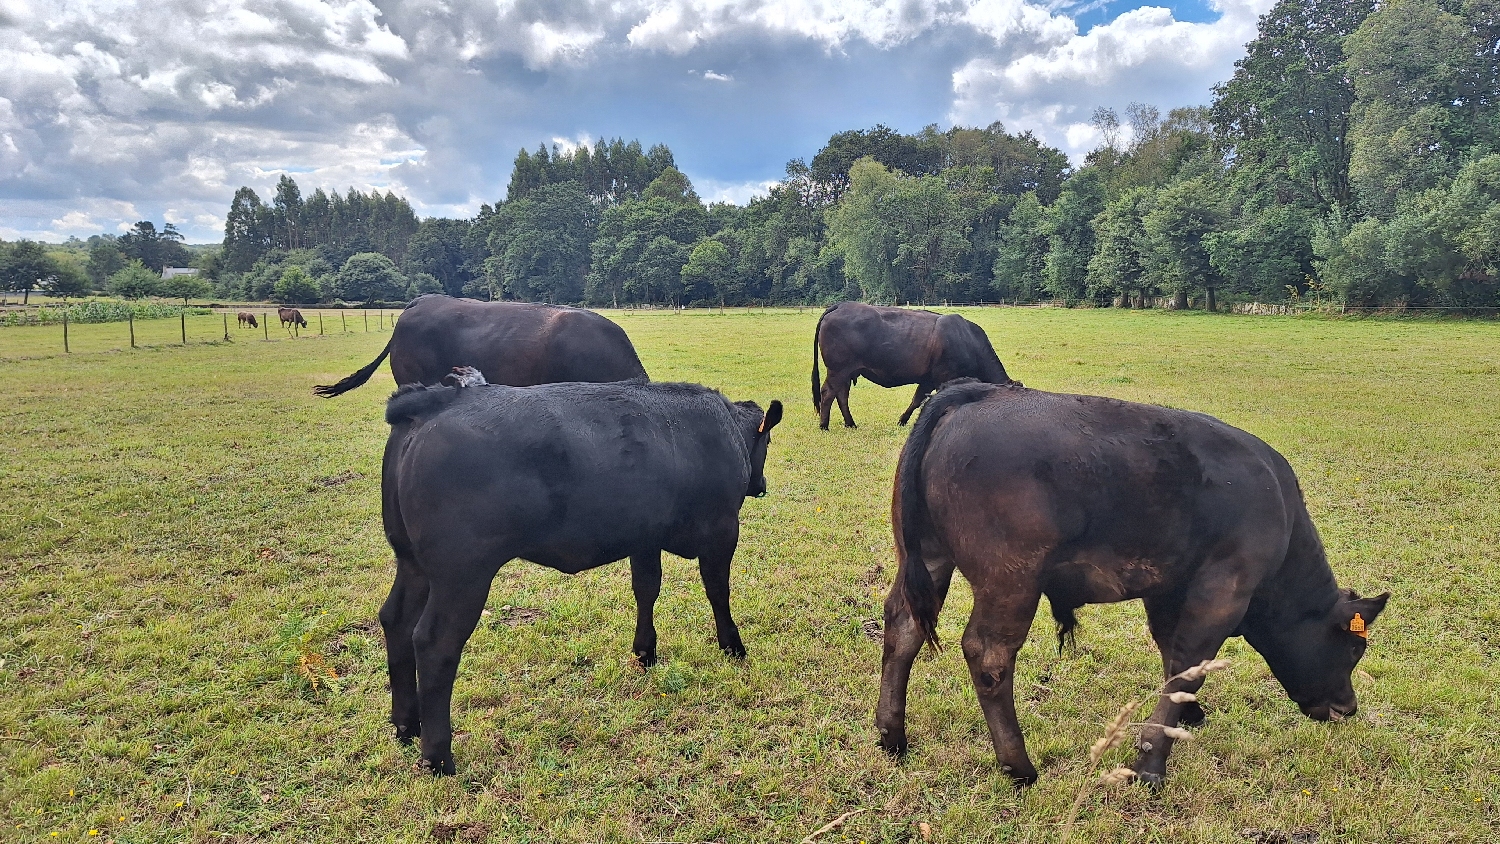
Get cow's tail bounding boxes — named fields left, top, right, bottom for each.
left=314, top=338, right=393, bottom=398
left=895, top=378, right=994, bottom=650
left=384, top=383, right=463, bottom=424
left=811, top=304, right=836, bottom=411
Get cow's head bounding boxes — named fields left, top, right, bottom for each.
left=1264, top=589, right=1390, bottom=721
left=735, top=399, right=783, bottom=498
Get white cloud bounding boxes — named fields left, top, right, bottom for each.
left=951, top=0, right=1270, bottom=160
left=693, top=176, right=779, bottom=205
left=702, top=70, right=733, bottom=82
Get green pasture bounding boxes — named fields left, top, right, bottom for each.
left=1, top=308, right=1496, bottom=842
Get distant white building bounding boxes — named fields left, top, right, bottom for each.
left=161, top=267, right=200, bottom=279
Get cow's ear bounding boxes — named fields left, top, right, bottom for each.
left=1337, top=591, right=1390, bottom=635
left=758, top=400, right=783, bottom=434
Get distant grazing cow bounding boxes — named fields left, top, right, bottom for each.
left=811, top=302, right=1013, bottom=429
left=237, top=312, right=258, bottom=329
left=379, top=376, right=783, bottom=774
left=879, top=380, right=1390, bottom=786
left=314, top=294, right=647, bottom=397
left=278, top=307, right=307, bottom=334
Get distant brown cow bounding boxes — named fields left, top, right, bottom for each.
left=278, top=307, right=307, bottom=334
left=811, top=302, right=1014, bottom=429
left=237, top=312, right=258, bottom=329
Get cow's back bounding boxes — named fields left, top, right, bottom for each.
left=389, top=382, right=747, bottom=572
left=819, top=303, right=940, bottom=385
left=917, top=387, right=1297, bottom=589
left=390, top=296, right=646, bottom=387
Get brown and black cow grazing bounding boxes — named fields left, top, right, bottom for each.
left=278, top=307, right=307, bottom=333
left=811, top=302, right=1013, bottom=429
left=878, top=379, right=1389, bottom=787
left=379, top=376, right=783, bottom=774
left=236, top=312, right=258, bottom=329
left=314, top=294, right=647, bottom=397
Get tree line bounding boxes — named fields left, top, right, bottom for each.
left=4, top=0, right=1492, bottom=311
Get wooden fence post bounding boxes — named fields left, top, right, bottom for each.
left=364, top=310, right=369, bottom=332
left=63, top=308, right=69, bottom=353
left=129, top=312, right=135, bottom=348
left=264, top=315, right=269, bottom=341
left=341, top=311, right=346, bottom=333
left=318, top=312, right=324, bottom=335
left=223, top=313, right=230, bottom=341
left=181, top=311, right=187, bottom=344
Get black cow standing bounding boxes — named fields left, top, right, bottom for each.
left=879, top=380, right=1390, bottom=786
left=811, top=302, right=1013, bottom=429
left=380, top=375, right=783, bottom=774
left=315, top=295, right=647, bottom=397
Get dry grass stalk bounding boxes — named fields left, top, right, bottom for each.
left=799, top=808, right=863, bottom=844
left=1060, top=660, right=1232, bottom=842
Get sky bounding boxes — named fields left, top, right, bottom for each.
left=0, top=0, right=1272, bottom=243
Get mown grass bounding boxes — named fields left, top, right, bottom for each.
left=1, top=307, right=1496, bottom=843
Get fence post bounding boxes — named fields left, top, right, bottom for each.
left=63, top=307, right=69, bottom=353
left=181, top=311, right=187, bottom=344
left=364, top=310, right=369, bottom=332
left=129, top=312, right=136, bottom=348
left=318, top=312, right=324, bottom=335
left=341, top=311, right=346, bottom=333
left=380, top=310, right=385, bottom=331
left=264, top=314, right=269, bottom=341
left=223, top=313, right=230, bottom=341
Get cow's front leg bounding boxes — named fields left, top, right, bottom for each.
left=897, top=383, right=933, bottom=426
left=697, top=530, right=745, bottom=659
left=379, top=556, right=428, bottom=744
left=1143, top=595, right=1206, bottom=727
left=630, top=550, right=663, bottom=667
left=411, top=574, right=493, bottom=775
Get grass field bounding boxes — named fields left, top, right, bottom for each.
left=1, top=308, right=1497, bottom=843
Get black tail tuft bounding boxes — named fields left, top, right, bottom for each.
left=811, top=304, right=837, bottom=412
left=894, top=377, right=998, bottom=650
left=384, top=383, right=465, bottom=425
left=314, top=338, right=394, bottom=398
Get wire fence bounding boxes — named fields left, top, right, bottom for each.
left=0, top=307, right=401, bottom=360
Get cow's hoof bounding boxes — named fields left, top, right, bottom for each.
left=878, top=730, right=908, bottom=758
left=1178, top=701, right=1206, bottom=727
left=633, top=650, right=658, bottom=669
left=1133, top=769, right=1165, bottom=789
left=1003, top=766, right=1039, bottom=788
left=418, top=756, right=456, bottom=776
left=843, top=422, right=858, bottom=429
left=818, top=424, right=830, bottom=431
left=394, top=724, right=420, bottom=745
left=721, top=643, right=747, bottom=660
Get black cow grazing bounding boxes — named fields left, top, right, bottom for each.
left=314, top=295, right=647, bottom=397
left=236, top=311, right=258, bottom=329
left=278, top=307, right=307, bottom=333
left=811, top=302, right=1013, bottom=429
left=380, top=376, right=783, bottom=774
left=879, top=380, right=1389, bottom=786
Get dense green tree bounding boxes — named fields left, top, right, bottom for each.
left=118, top=221, right=191, bottom=272
left=1, top=240, right=58, bottom=304
left=160, top=272, right=212, bottom=305
left=223, top=187, right=271, bottom=273
left=810, top=125, right=945, bottom=201
left=587, top=170, right=709, bottom=306
left=680, top=239, right=735, bottom=304
left=1088, top=187, right=1157, bottom=306
left=336, top=252, right=407, bottom=303
left=86, top=236, right=127, bottom=284
left=1144, top=178, right=1227, bottom=309
left=992, top=193, right=1050, bottom=302
left=487, top=183, right=599, bottom=303
left=1042, top=169, right=1107, bottom=301
left=273, top=265, right=322, bottom=304
left=1213, top=0, right=1374, bottom=213
left=108, top=261, right=161, bottom=299
left=44, top=253, right=92, bottom=299
left=405, top=218, right=472, bottom=296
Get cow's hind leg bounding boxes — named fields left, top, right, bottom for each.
left=697, top=530, right=746, bottom=659
left=411, top=572, right=494, bottom=775
left=897, top=382, right=934, bottom=426
left=834, top=378, right=857, bottom=428
left=379, top=555, right=429, bottom=743
left=818, top=374, right=846, bottom=430
left=962, top=585, right=1043, bottom=786
left=630, top=550, right=663, bottom=667
left=875, top=552, right=955, bottom=757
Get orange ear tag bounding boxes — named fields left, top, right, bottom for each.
left=758, top=416, right=768, bottom=434
left=1349, top=612, right=1367, bottom=638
